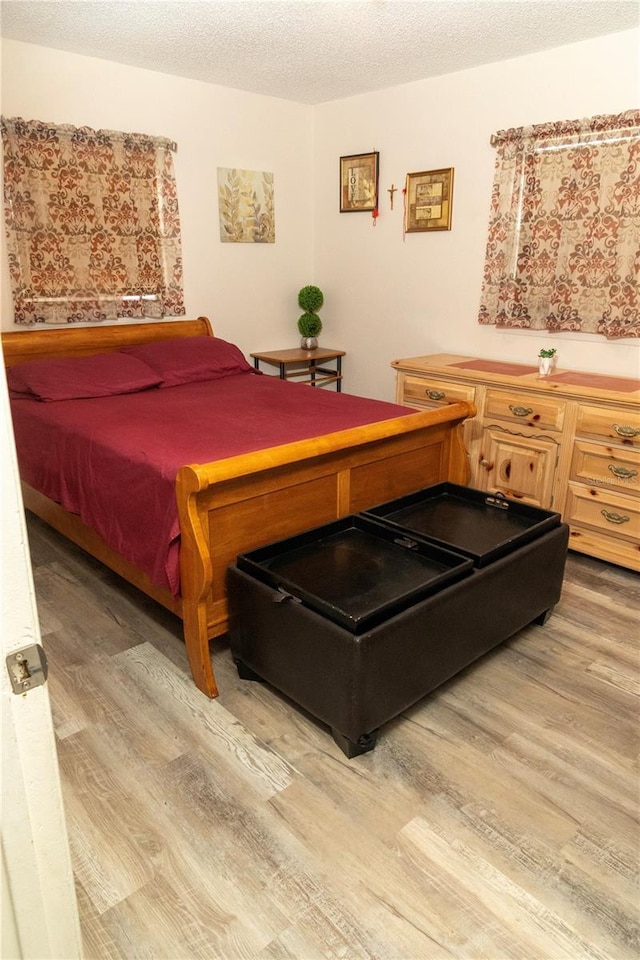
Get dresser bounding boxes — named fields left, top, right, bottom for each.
left=392, top=354, right=640, bottom=571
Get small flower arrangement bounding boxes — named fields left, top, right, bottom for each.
left=538, top=346, right=557, bottom=376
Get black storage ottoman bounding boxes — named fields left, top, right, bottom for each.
left=227, top=487, right=569, bottom=758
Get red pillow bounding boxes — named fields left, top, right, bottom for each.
left=7, top=352, right=162, bottom=401
left=122, top=336, right=254, bottom=387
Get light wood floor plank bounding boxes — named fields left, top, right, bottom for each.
left=400, top=815, right=613, bottom=960
left=74, top=879, right=125, bottom=960
left=115, top=643, right=297, bottom=799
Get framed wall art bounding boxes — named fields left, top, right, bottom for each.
left=340, top=151, right=379, bottom=212
left=404, top=167, right=454, bottom=232
left=217, top=167, right=275, bottom=243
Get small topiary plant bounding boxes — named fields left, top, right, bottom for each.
left=538, top=347, right=557, bottom=358
left=297, top=285, right=324, bottom=338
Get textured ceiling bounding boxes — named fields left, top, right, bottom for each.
left=1, top=0, right=638, bottom=104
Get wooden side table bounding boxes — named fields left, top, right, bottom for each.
left=251, top=347, right=345, bottom=391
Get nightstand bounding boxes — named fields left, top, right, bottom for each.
left=251, top=347, right=345, bottom=391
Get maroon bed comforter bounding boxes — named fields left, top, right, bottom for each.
left=10, top=372, right=413, bottom=595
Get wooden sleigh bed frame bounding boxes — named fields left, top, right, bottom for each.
left=3, top=317, right=475, bottom=699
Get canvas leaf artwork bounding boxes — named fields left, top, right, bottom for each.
left=217, top=168, right=275, bottom=243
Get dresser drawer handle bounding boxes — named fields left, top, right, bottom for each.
left=613, top=424, right=640, bottom=438
left=608, top=465, right=638, bottom=480
left=426, top=389, right=446, bottom=400
left=601, top=509, right=630, bottom=525
left=509, top=405, right=533, bottom=417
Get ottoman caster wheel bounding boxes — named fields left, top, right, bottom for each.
left=234, top=658, right=265, bottom=682
left=332, top=728, right=379, bottom=759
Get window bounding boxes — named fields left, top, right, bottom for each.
left=1, top=117, right=185, bottom=325
left=478, top=110, right=639, bottom=340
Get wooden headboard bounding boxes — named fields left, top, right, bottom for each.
left=1, top=316, right=214, bottom=366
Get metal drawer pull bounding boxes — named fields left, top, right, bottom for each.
left=426, top=389, right=445, bottom=400
left=613, top=424, right=640, bottom=438
left=509, top=405, right=533, bottom=417
left=601, top=509, right=630, bottom=525
left=608, top=465, right=638, bottom=480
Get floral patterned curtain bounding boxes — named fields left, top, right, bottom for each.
left=1, top=117, right=185, bottom=324
left=478, top=110, right=640, bottom=340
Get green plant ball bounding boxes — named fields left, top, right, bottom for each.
left=298, top=285, right=324, bottom=313
left=297, top=312, right=323, bottom=336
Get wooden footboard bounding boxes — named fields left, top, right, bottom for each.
left=176, top=401, right=473, bottom=697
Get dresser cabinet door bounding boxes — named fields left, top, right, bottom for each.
left=475, top=427, right=559, bottom=508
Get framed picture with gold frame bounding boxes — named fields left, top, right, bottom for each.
left=404, top=167, right=454, bottom=232
left=340, top=151, right=379, bottom=212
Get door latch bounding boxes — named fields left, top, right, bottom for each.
left=6, top=644, right=48, bottom=695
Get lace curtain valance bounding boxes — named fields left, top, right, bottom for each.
left=478, top=109, right=640, bottom=340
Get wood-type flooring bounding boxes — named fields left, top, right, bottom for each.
left=26, top=513, right=639, bottom=960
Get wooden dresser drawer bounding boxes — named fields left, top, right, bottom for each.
left=565, top=482, right=640, bottom=543
left=570, top=440, right=640, bottom=497
left=402, top=375, right=476, bottom=408
left=568, top=523, right=640, bottom=571
left=485, top=389, right=565, bottom=432
left=576, top=403, right=640, bottom=447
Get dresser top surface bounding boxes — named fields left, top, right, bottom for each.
left=392, top=353, right=640, bottom=405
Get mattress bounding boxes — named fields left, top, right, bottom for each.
left=10, top=372, right=412, bottom=595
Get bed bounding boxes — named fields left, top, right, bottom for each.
left=2, top=317, right=475, bottom=699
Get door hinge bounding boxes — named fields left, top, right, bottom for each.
left=6, top=644, right=48, bottom=695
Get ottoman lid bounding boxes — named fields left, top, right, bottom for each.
left=236, top=515, right=473, bottom=633
left=363, top=482, right=561, bottom=567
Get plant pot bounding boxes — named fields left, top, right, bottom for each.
left=301, top=337, right=318, bottom=350
left=539, top=357, right=554, bottom=376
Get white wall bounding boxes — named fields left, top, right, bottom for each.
left=1, top=31, right=639, bottom=401
left=0, top=39, right=314, bottom=360
left=315, top=29, right=640, bottom=400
